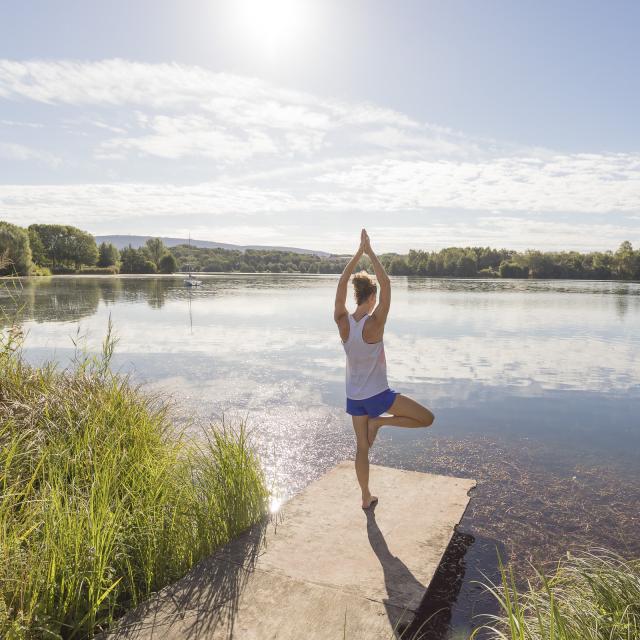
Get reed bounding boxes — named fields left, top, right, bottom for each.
left=0, top=319, right=269, bottom=638
left=472, top=548, right=640, bottom=640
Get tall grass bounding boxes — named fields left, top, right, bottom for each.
left=473, top=548, right=640, bottom=640
left=0, top=318, right=269, bottom=638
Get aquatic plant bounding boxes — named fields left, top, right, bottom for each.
left=0, top=319, right=269, bottom=638
left=472, top=548, right=640, bottom=640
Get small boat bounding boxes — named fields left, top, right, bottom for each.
left=183, top=232, right=202, bottom=286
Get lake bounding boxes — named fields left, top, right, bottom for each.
left=2, top=274, right=639, bottom=638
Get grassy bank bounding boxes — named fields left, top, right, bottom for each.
left=0, top=323, right=269, bottom=638
left=473, top=549, right=640, bottom=640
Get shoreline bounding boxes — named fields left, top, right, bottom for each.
left=2, top=272, right=640, bottom=284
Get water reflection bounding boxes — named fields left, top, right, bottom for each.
left=4, top=275, right=639, bottom=396
left=0, top=276, right=101, bottom=324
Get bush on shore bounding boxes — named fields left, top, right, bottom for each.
left=473, top=548, right=640, bottom=640
left=78, top=265, right=119, bottom=275
left=51, top=264, right=77, bottom=274
left=30, top=264, right=52, bottom=276
left=0, top=321, right=269, bottom=638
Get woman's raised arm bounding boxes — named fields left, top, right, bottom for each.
left=334, top=230, right=365, bottom=323
left=364, top=232, right=391, bottom=324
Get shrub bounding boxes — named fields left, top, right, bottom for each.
left=499, top=261, right=529, bottom=278
left=31, top=264, right=52, bottom=276
left=79, top=265, right=119, bottom=275
left=51, top=264, right=77, bottom=274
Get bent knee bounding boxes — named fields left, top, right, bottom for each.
left=420, top=410, right=435, bottom=427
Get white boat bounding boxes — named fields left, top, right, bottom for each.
left=183, top=232, right=202, bottom=286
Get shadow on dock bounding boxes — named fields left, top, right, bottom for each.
left=365, top=504, right=503, bottom=639
left=110, top=516, right=270, bottom=639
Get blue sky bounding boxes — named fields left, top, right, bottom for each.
left=1, top=0, right=639, bottom=253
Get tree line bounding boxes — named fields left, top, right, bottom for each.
left=1, top=220, right=639, bottom=280
left=386, top=243, right=640, bottom=280
left=0, top=222, right=178, bottom=276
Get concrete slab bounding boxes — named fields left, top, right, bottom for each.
left=106, top=461, right=475, bottom=639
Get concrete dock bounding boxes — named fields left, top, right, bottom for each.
left=107, top=461, right=476, bottom=639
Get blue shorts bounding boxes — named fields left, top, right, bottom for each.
left=346, top=388, right=399, bottom=417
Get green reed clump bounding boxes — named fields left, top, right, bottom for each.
left=0, top=324, right=269, bottom=638
left=473, top=548, right=640, bottom=640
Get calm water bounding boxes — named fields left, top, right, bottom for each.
left=2, top=274, right=640, bottom=638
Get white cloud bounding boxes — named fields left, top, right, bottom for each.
left=0, top=142, right=60, bottom=167
left=0, top=58, right=477, bottom=164
left=0, top=58, right=639, bottom=250
left=313, top=154, right=640, bottom=214
left=0, top=118, right=43, bottom=128
left=98, top=114, right=278, bottom=162
left=0, top=182, right=298, bottom=222
left=90, top=120, right=127, bottom=134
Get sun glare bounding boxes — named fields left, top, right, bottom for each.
left=269, top=495, right=282, bottom=513
left=230, top=0, right=314, bottom=59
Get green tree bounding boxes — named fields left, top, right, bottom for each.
left=388, top=256, right=409, bottom=275
left=158, top=253, right=178, bottom=273
left=28, top=224, right=97, bottom=270
left=614, top=241, right=638, bottom=279
left=141, top=259, right=158, bottom=273
left=28, top=224, right=68, bottom=268
left=203, top=258, right=226, bottom=272
left=455, top=255, right=477, bottom=277
left=120, top=246, right=155, bottom=273
left=97, top=242, right=120, bottom=267
left=28, top=227, right=47, bottom=266
left=425, top=255, right=439, bottom=276
left=524, top=250, right=554, bottom=278
left=499, top=261, right=528, bottom=278
left=0, top=221, right=32, bottom=276
left=145, top=237, right=166, bottom=267
left=586, top=252, right=614, bottom=279
left=69, top=230, right=98, bottom=269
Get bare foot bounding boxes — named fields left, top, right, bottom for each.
left=367, top=416, right=382, bottom=447
left=362, top=494, right=378, bottom=509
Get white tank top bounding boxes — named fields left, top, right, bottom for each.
left=342, top=313, right=389, bottom=400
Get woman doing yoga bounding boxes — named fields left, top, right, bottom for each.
left=334, top=229, right=435, bottom=509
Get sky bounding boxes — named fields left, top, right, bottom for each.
left=1, top=0, right=639, bottom=254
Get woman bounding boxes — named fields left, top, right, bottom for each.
left=334, top=229, right=434, bottom=509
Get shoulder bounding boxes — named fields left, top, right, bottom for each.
left=370, top=304, right=389, bottom=326
left=334, top=307, right=349, bottom=325
left=367, top=311, right=386, bottom=330
left=363, top=313, right=384, bottom=342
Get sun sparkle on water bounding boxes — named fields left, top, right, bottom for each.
left=269, top=496, right=283, bottom=513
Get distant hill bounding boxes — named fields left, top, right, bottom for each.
left=95, top=235, right=331, bottom=257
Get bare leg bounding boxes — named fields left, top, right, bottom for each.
left=368, top=394, right=434, bottom=446
left=352, top=415, right=378, bottom=508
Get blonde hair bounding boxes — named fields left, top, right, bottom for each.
left=352, top=271, right=377, bottom=305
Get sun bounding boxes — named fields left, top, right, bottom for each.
left=229, top=0, right=314, bottom=59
